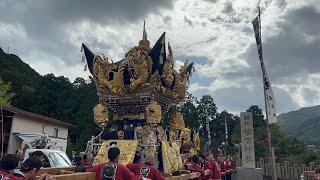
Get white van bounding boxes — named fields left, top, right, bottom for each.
left=23, top=149, right=73, bottom=168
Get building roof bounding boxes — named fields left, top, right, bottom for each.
left=0, top=105, right=75, bottom=128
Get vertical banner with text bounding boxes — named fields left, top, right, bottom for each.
left=240, top=112, right=255, bottom=168
left=252, top=16, right=277, bottom=124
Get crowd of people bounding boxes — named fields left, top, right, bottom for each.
left=85, top=147, right=164, bottom=180
left=0, top=151, right=55, bottom=180
left=0, top=147, right=234, bottom=180
left=82, top=147, right=235, bottom=180
left=184, top=154, right=234, bottom=180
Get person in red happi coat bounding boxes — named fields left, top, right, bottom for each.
left=186, top=155, right=203, bottom=180
left=126, top=153, right=165, bottom=180
left=226, top=156, right=234, bottom=180
left=198, top=154, right=212, bottom=180
left=208, top=154, right=221, bottom=180
left=86, top=147, right=143, bottom=180
left=218, top=156, right=226, bottom=180
left=314, top=168, right=320, bottom=180
left=0, top=154, right=20, bottom=180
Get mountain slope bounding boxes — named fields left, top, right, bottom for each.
left=278, top=105, right=320, bottom=145
left=0, top=48, right=41, bottom=87
left=0, top=47, right=99, bottom=153
left=0, top=48, right=43, bottom=110
left=293, top=115, right=320, bottom=145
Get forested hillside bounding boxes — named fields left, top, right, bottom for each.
left=0, top=48, right=99, bottom=152
left=278, top=106, right=320, bottom=145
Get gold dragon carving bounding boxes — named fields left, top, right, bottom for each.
left=158, top=42, right=193, bottom=103
left=171, top=60, right=192, bottom=103
left=157, top=42, right=175, bottom=95
left=118, top=46, right=153, bottom=92
left=162, top=42, right=175, bottom=87
left=92, top=54, right=123, bottom=95
left=92, top=45, right=153, bottom=95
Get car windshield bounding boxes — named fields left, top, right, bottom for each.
left=48, top=152, right=72, bottom=167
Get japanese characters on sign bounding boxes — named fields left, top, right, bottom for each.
left=240, top=112, right=255, bottom=168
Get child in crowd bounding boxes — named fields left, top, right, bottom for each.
left=314, top=168, right=320, bottom=180
left=74, top=155, right=86, bottom=172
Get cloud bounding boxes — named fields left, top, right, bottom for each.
left=222, top=2, right=235, bottom=14
left=0, top=0, right=173, bottom=25
left=0, top=0, right=173, bottom=67
left=0, top=0, right=173, bottom=83
left=1, top=0, right=320, bottom=115
left=163, top=16, right=172, bottom=25
left=205, top=0, right=219, bottom=3
left=184, top=16, right=193, bottom=26
left=244, top=6, right=320, bottom=79
left=187, top=0, right=320, bottom=113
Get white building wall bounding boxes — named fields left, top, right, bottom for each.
left=7, top=115, right=69, bottom=154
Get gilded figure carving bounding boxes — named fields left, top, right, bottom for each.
left=179, top=128, right=192, bottom=150
left=93, top=103, right=108, bottom=127
left=145, top=102, right=162, bottom=124
left=157, top=126, right=167, bottom=142
left=169, top=111, right=185, bottom=130
left=136, top=125, right=157, bottom=145
left=168, top=130, right=178, bottom=142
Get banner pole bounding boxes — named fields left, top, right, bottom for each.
left=258, top=6, right=277, bottom=180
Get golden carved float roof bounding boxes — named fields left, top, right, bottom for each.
left=81, top=25, right=194, bottom=106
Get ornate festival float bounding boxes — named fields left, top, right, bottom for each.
left=81, top=23, right=200, bottom=174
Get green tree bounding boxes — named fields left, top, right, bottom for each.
left=71, top=77, right=99, bottom=152
left=215, top=111, right=240, bottom=154
left=0, top=79, right=15, bottom=105
left=197, top=95, right=217, bottom=148
left=180, top=94, right=200, bottom=130
left=270, top=123, right=286, bottom=147
left=246, top=105, right=266, bottom=128
left=0, top=50, right=41, bottom=110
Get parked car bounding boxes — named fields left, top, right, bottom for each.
left=24, top=149, right=73, bottom=168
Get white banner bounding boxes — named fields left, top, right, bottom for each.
left=252, top=16, right=277, bottom=124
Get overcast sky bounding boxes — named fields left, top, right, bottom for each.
left=0, top=0, right=319, bottom=115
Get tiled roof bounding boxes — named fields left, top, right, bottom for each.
left=1, top=105, right=75, bottom=128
